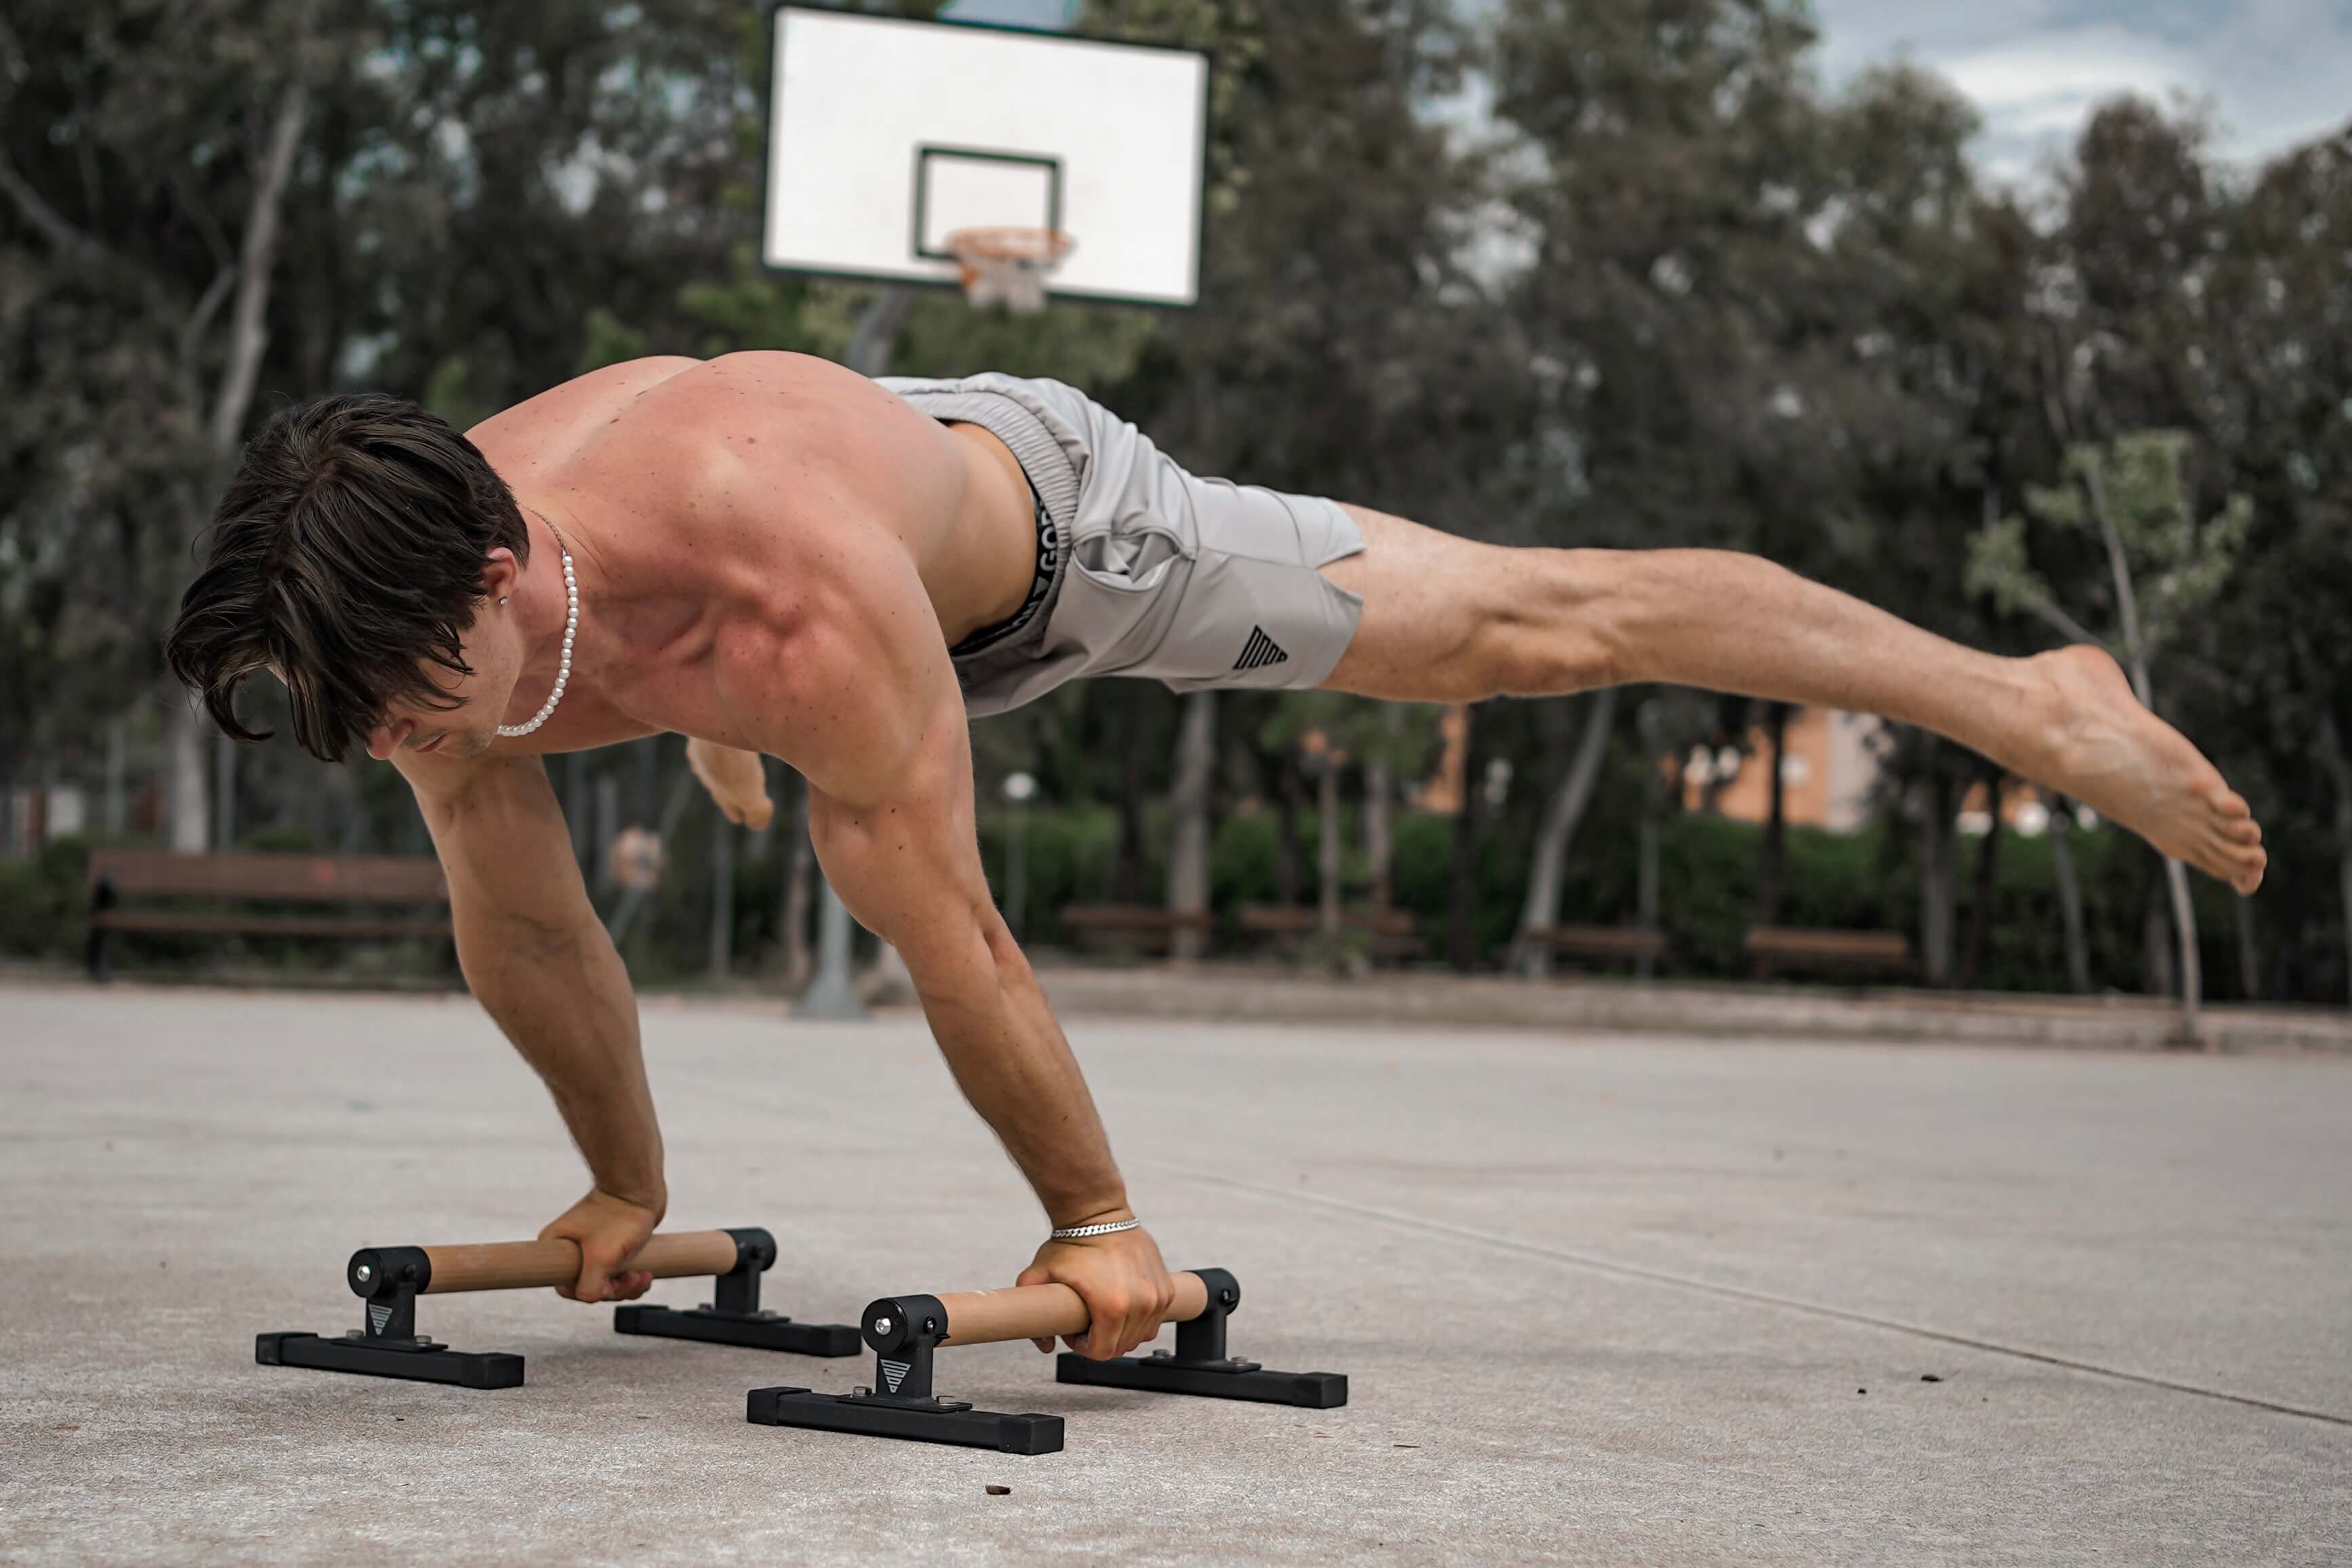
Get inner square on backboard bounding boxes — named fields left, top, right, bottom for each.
left=914, top=147, right=1063, bottom=260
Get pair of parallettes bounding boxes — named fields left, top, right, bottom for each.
left=257, top=1226, right=1346, bottom=1454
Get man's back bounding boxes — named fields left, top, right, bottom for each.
left=458, top=351, right=1042, bottom=757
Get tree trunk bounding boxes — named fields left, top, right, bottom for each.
left=709, top=807, right=734, bottom=980
left=2158, top=852, right=2201, bottom=1041
left=1756, top=701, right=1790, bottom=924
left=2143, top=879, right=2176, bottom=1003
left=167, top=64, right=314, bottom=855
left=1634, top=698, right=1668, bottom=979
left=206, top=75, right=311, bottom=456
left=594, top=775, right=621, bottom=895
left=1447, top=706, right=1482, bottom=972
left=2232, top=895, right=2260, bottom=1003
left=1512, top=687, right=1618, bottom=977
left=782, top=771, right=813, bottom=990
left=165, top=697, right=209, bottom=852
left=2340, top=830, right=2352, bottom=1010
left=212, top=728, right=238, bottom=850
left=1165, top=691, right=1215, bottom=962
left=1918, top=768, right=1957, bottom=987
left=336, top=758, right=366, bottom=854
left=1274, top=751, right=1306, bottom=907
left=565, top=753, right=593, bottom=869
left=2320, top=710, right=2352, bottom=1008
left=1749, top=701, right=1790, bottom=978
left=1316, top=758, right=1344, bottom=951
left=1957, top=774, right=2005, bottom=991
left=1111, top=701, right=1149, bottom=903
left=2086, top=451, right=2199, bottom=1040
left=1364, top=703, right=1400, bottom=907
left=2047, top=795, right=2093, bottom=995
left=103, top=718, right=126, bottom=838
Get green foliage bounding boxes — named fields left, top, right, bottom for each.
left=1257, top=693, right=1440, bottom=776
left=1969, top=431, right=2250, bottom=659
left=579, top=308, right=652, bottom=376
left=4, top=1, right=2347, bottom=1000
left=0, top=836, right=92, bottom=956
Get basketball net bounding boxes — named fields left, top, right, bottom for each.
left=945, top=227, right=1075, bottom=313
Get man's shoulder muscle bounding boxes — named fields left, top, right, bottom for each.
left=469, top=357, right=702, bottom=473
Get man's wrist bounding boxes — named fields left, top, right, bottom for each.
left=1046, top=1198, right=1133, bottom=1231
left=593, top=1171, right=667, bottom=1216
left=1050, top=1215, right=1142, bottom=1240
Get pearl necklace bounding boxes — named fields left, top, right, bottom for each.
left=496, top=520, right=578, bottom=739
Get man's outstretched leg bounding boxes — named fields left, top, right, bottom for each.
left=1318, top=507, right=2267, bottom=895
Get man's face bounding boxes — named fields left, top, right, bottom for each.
left=358, top=550, right=524, bottom=764
left=361, top=610, right=521, bottom=763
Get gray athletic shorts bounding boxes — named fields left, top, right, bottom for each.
left=879, top=373, right=1367, bottom=718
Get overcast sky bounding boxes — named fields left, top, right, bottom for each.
left=1811, top=0, right=2352, bottom=180
left=942, top=0, right=2351, bottom=180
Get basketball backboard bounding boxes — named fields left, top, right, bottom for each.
left=761, top=6, right=1210, bottom=307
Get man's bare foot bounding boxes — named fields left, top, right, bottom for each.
left=2020, top=646, right=2266, bottom=895
left=685, top=737, right=775, bottom=830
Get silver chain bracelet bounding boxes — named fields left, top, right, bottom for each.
left=1048, top=1217, right=1141, bottom=1240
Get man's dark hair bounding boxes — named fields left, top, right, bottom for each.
left=166, top=393, right=528, bottom=764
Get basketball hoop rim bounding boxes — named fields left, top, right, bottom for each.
left=945, top=226, right=1075, bottom=261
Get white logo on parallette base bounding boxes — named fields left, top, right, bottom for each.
left=879, top=1359, right=912, bottom=1393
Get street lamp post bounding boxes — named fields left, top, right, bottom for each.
left=1002, top=771, right=1036, bottom=938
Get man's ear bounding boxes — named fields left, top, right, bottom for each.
left=480, top=548, right=520, bottom=603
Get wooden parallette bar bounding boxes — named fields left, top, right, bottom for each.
left=416, top=1230, right=742, bottom=1294
left=929, top=1271, right=1213, bottom=1348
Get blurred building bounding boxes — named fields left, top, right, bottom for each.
left=1685, top=708, right=2064, bottom=837
left=1685, top=708, right=1883, bottom=831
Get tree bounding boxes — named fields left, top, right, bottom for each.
left=3, top=0, right=749, bottom=861
left=0, top=0, right=336, bottom=847
left=2204, top=128, right=2352, bottom=1003
left=1969, top=431, right=2250, bottom=1036
left=1259, top=690, right=1434, bottom=963
left=1511, top=687, right=1618, bottom=975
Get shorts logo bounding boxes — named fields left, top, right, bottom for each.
left=1234, top=626, right=1290, bottom=673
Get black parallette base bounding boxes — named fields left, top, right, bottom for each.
left=613, top=1304, right=861, bottom=1357
left=746, top=1386, right=1063, bottom=1454
left=256, top=1331, right=524, bottom=1390
left=1056, top=1352, right=1347, bottom=1408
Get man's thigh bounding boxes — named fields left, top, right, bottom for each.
left=1316, top=505, right=1614, bottom=701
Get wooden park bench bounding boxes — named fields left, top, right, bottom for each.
left=1058, top=904, right=1214, bottom=958
left=1525, top=924, right=1669, bottom=971
left=1743, top=925, right=1914, bottom=981
left=1238, top=903, right=1426, bottom=963
left=85, top=849, right=452, bottom=981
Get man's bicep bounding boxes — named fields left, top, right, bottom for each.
left=801, top=684, right=1002, bottom=983
left=808, top=715, right=989, bottom=915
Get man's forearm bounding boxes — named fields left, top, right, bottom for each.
left=458, top=907, right=667, bottom=1210
left=917, top=923, right=1129, bottom=1226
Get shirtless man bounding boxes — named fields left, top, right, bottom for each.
left=166, top=352, right=2267, bottom=1360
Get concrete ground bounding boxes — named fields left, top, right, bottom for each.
left=3, top=982, right=2347, bottom=1566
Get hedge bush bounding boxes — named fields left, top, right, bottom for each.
left=2, top=802, right=2270, bottom=1000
